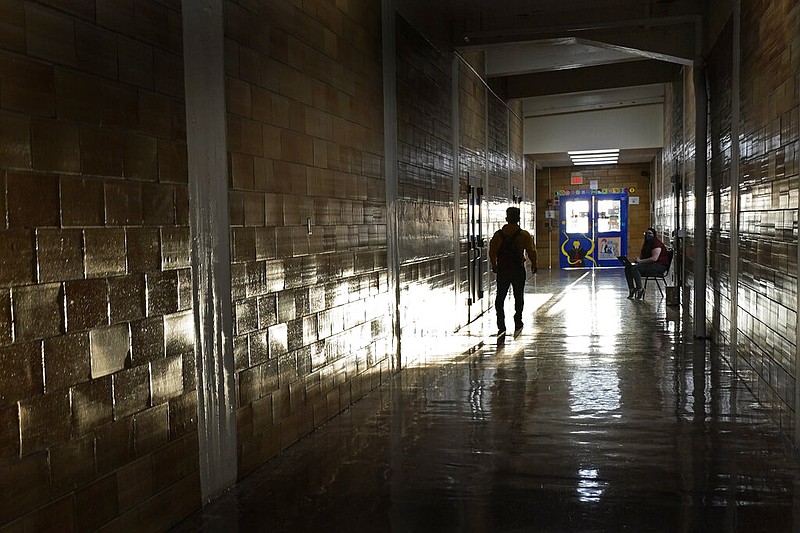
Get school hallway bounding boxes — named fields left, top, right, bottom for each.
left=172, top=269, right=800, bottom=532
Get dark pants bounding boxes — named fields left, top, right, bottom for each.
left=496, top=269, right=526, bottom=331
left=625, top=263, right=668, bottom=290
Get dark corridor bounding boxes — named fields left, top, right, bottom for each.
left=173, top=270, right=800, bottom=532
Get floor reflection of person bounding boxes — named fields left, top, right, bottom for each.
left=489, top=207, right=537, bottom=338
left=625, top=227, right=670, bottom=300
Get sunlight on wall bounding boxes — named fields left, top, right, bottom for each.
left=401, top=283, right=463, bottom=367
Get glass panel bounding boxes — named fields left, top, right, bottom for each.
left=565, top=200, right=590, bottom=234
left=597, top=199, right=621, bottom=233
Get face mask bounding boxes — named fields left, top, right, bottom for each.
left=645, top=234, right=654, bottom=241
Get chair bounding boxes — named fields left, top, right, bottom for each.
left=642, top=248, right=674, bottom=297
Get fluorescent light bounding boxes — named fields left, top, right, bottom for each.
left=568, top=148, right=619, bottom=166
left=568, top=149, right=620, bottom=156
left=573, top=159, right=617, bottom=166
left=570, top=155, right=617, bottom=160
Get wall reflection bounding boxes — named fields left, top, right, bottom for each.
left=652, top=1, right=800, bottom=443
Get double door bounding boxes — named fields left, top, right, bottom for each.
left=559, top=192, right=628, bottom=268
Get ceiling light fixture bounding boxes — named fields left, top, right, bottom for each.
left=572, top=159, right=617, bottom=166
left=568, top=149, right=620, bottom=156
left=569, top=155, right=618, bottom=160
left=568, top=149, right=619, bottom=166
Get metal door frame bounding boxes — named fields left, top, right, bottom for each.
left=466, top=179, right=485, bottom=320
left=558, top=192, right=629, bottom=268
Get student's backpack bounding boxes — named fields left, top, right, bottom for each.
left=496, top=229, right=523, bottom=274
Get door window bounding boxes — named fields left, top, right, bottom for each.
left=597, top=199, right=621, bottom=233
left=565, top=200, right=590, bottom=234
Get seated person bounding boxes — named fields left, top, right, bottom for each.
left=625, top=227, right=670, bottom=300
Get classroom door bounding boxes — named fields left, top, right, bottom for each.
left=466, top=182, right=485, bottom=320
left=559, top=192, right=628, bottom=268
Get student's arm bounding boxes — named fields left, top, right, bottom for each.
left=489, top=232, right=500, bottom=272
left=523, top=233, right=537, bottom=273
left=639, top=247, right=662, bottom=264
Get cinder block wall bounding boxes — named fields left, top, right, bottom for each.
left=485, top=94, right=513, bottom=227
left=736, top=0, right=799, bottom=435
left=396, top=15, right=456, bottom=349
left=456, top=52, right=488, bottom=316
left=654, top=78, right=684, bottom=268
left=510, top=100, right=535, bottom=224
left=0, top=0, right=199, bottom=530
left=681, top=68, right=698, bottom=319
left=707, top=20, right=734, bottom=349
left=0, top=1, right=527, bottom=529
left=224, top=0, right=392, bottom=478
left=395, top=20, right=525, bottom=358
left=657, top=0, right=800, bottom=439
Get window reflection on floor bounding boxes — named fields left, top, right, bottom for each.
left=569, top=366, right=621, bottom=418
left=576, top=467, right=607, bottom=502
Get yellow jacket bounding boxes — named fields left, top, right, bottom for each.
left=489, top=224, right=537, bottom=274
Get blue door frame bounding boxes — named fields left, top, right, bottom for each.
left=558, top=192, right=628, bottom=269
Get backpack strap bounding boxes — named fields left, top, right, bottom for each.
left=501, top=228, right=522, bottom=244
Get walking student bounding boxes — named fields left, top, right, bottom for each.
left=489, top=207, right=537, bottom=338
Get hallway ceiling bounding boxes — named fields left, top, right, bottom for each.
left=398, top=0, right=707, bottom=167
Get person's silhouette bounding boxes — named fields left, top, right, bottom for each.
left=489, top=207, right=537, bottom=337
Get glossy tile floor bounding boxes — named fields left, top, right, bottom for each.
left=173, top=269, right=800, bottom=532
